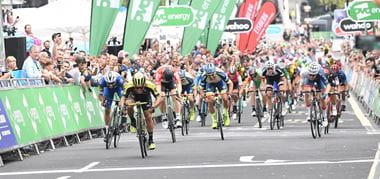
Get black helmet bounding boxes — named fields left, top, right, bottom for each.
left=162, top=68, right=174, bottom=83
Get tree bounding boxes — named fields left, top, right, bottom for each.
left=319, top=0, right=348, bottom=9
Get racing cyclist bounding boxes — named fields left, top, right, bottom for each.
left=98, top=71, right=124, bottom=142
left=301, top=62, right=329, bottom=127
left=227, top=65, right=244, bottom=120
left=121, top=72, right=159, bottom=150
left=179, top=69, right=196, bottom=121
left=199, top=63, right=233, bottom=128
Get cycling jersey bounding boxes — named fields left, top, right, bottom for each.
left=301, top=69, right=328, bottom=90
left=181, top=72, right=195, bottom=94
left=199, top=68, right=230, bottom=93
left=99, top=75, right=124, bottom=109
left=262, top=66, right=285, bottom=86
left=124, top=80, right=158, bottom=110
left=326, top=70, right=347, bottom=87
left=227, top=72, right=243, bottom=89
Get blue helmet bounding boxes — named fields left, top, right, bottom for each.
left=179, top=69, right=186, bottom=79
left=204, top=63, right=216, bottom=75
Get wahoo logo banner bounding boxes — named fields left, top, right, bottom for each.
left=237, top=0, right=260, bottom=52
left=246, top=1, right=276, bottom=53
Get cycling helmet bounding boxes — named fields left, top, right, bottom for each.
left=248, top=67, right=256, bottom=76
left=133, top=72, right=146, bottom=87
left=204, top=63, right=216, bottom=75
left=229, top=66, right=237, bottom=74
left=104, top=71, right=119, bottom=84
left=162, top=68, right=174, bottom=83
left=179, top=69, right=186, bottom=79
left=308, top=62, right=320, bottom=75
left=331, top=64, right=339, bottom=73
left=265, top=61, right=275, bottom=69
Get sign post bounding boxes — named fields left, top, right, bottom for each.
left=347, top=0, right=380, bottom=21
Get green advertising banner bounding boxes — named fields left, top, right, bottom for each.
left=153, top=6, right=194, bottom=27
left=207, top=0, right=237, bottom=54
left=89, top=0, right=121, bottom=56
left=348, top=0, right=380, bottom=21
left=123, top=0, right=161, bottom=56
left=180, top=0, right=221, bottom=56
left=0, top=86, right=104, bottom=147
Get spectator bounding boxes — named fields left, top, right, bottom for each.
left=0, top=56, right=17, bottom=79
left=52, top=32, right=63, bottom=60
left=24, top=24, right=42, bottom=51
left=22, top=45, right=42, bottom=78
left=58, top=61, right=74, bottom=84
left=42, top=60, right=62, bottom=84
left=42, top=40, right=52, bottom=58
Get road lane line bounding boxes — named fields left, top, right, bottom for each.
left=368, top=143, right=380, bottom=179
left=77, top=162, right=100, bottom=173
left=0, top=159, right=374, bottom=176
left=348, top=97, right=377, bottom=132
left=56, top=176, right=71, bottom=179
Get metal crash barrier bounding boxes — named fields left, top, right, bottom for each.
left=346, top=66, right=380, bottom=126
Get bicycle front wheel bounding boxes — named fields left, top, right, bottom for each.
left=237, top=98, right=242, bottom=124
left=310, top=105, right=317, bottom=139
left=217, top=107, right=224, bottom=140
left=256, top=99, right=262, bottom=128
left=168, top=108, right=176, bottom=143
left=270, top=108, right=275, bottom=130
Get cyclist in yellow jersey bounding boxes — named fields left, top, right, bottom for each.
left=121, top=72, right=159, bottom=150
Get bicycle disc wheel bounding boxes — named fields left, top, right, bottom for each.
left=256, top=100, right=262, bottom=128
left=105, top=128, right=113, bottom=149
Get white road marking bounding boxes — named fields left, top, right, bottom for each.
left=368, top=143, right=380, bottom=179
left=77, top=162, right=100, bottom=173
left=265, top=159, right=290, bottom=163
left=0, top=159, right=376, bottom=176
left=239, top=156, right=258, bottom=163
left=349, top=98, right=377, bottom=132
left=56, top=176, right=71, bottom=179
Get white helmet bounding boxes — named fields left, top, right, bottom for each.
left=265, top=61, right=275, bottom=69
left=278, top=62, right=286, bottom=69
left=308, top=62, right=320, bottom=75
left=104, top=71, right=119, bottom=83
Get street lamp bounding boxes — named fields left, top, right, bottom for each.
left=303, top=5, right=312, bottom=42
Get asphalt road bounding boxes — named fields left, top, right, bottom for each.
left=0, top=97, right=380, bottom=179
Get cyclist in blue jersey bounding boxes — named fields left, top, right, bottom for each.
left=301, top=62, right=330, bottom=127
left=179, top=69, right=196, bottom=121
left=98, top=71, right=124, bottom=141
left=199, top=63, right=233, bottom=129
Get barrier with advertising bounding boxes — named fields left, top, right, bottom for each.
left=346, top=66, right=380, bottom=119
left=0, top=85, right=104, bottom=152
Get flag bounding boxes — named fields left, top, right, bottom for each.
left=180, top=0, right=221, bottom=56
left=237, top=0, right=260, bottom=52
left=89, top=0, right=121, bottom=56
left=123, top=0, right=160, bottom=56
left=207, top=0, right=238, bottom=55
left=246, top=1, right=276, bottom=53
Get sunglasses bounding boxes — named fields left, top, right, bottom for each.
left=310, top=74, right=317, bottom=77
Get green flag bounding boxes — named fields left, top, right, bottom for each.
left=207, top=0, right=237, bottom=54
left=123, top=0, right=160, bottom=56
left=89, top=0, right=121, bottom=56
left=180, top=0, right=221, bottom=56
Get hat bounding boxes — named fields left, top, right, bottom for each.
left=52, top=33, right=61, bottom=40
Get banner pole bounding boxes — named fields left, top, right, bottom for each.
left=122, top=0, right=132, bottom=52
